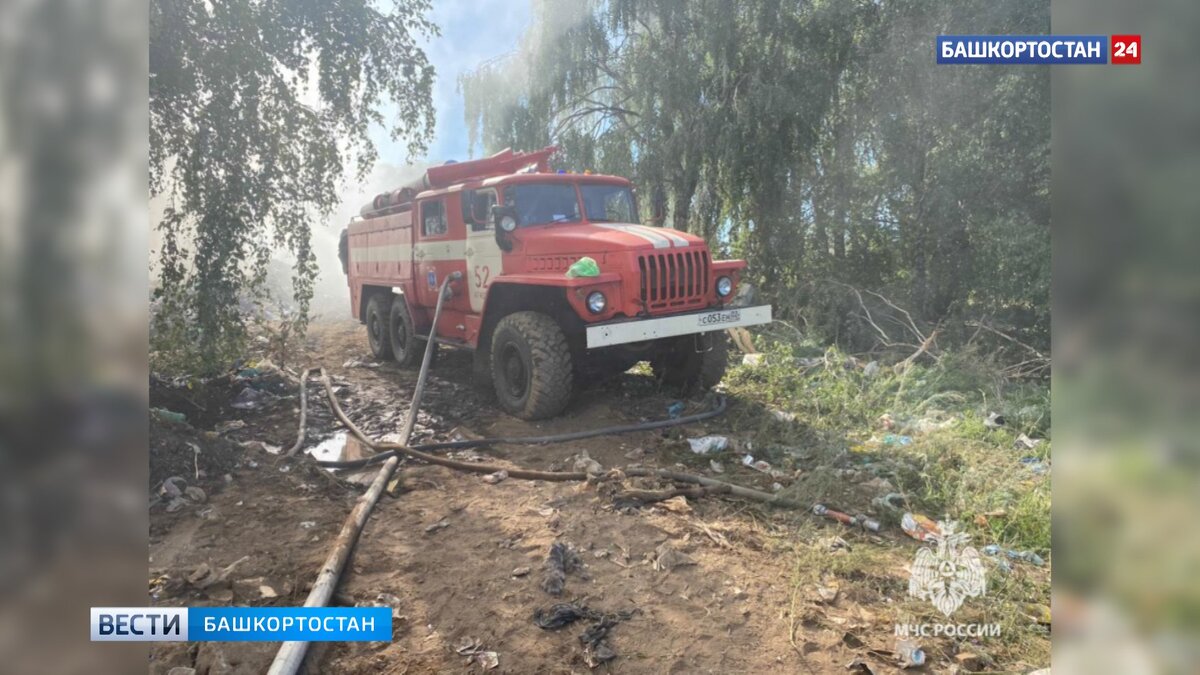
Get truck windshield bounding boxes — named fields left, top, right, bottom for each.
left=580, top=184, right=636, bottom=223
left=505, top=184, right=581, bottom=227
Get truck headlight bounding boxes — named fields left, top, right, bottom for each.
left=716, top=276, right=733, bottom=297
left=586, top=291, right=607, bottom=314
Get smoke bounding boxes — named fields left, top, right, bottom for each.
left=308, top=162, right=429, bottom=319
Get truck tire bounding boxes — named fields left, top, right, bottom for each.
left=651, top=333, right=729, bottom=395
left=490, top=312, right=573, bottom=420
left=389, top=295, right=431, bottom=367
left=365, top=294, right=393, bottom=360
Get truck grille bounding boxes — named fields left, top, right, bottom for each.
left=638, top=250, right=710, bottom=311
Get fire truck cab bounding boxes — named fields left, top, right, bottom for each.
left=340, top=147, right=772, bottom=419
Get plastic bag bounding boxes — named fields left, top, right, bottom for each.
left=566, top=256, right=600, bottom=278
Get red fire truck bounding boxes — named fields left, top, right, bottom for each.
left=339, top=147, right=772, bottom=419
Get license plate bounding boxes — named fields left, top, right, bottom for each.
left=697, top=309, right=741, bottom=327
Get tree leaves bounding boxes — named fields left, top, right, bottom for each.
left=462, top=0, right=1049, bottom=355
left=150, top=0, right=436, bottom=372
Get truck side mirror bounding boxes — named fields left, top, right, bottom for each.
left=491, top=205, right=517, bottom=252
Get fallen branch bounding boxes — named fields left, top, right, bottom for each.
left=615, top=484, right=731, bottom=504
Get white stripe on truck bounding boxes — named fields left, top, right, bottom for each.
left=586, top=305, right=773, bottom=348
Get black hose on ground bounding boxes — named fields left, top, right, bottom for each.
left=313, top=395, right=729, bottom=470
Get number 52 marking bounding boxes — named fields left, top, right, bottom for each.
left=473, top=265, right=491, bottom=289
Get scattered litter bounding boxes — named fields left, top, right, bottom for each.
left=482, top=470, right=508, bottom=484
left=565, top=256, right=600, bottom=278
left=1021, top=456, right=1050, bottom=474
left=533, top=602, right=598, bottom=629
left=901, top=513, right=941, bottom=541
left=449, top=426, right=484, bottom=442
left=896, top=639, right=926, bottom=668
left=308, top=433, right=353, bottom=463
left=709, top=460, right=724, bottom=473
left=374, top=593, right=404, bottom=621
left=214, top=420, right=246, bottom=435
left=826, top=536, right=852, bottom=552
left=863, top=361, right=881, bottom=378
left=186, top=555, right=250, bottom=590
left=231, top=387, right=272, bottom=410
left=872, top=492, right=906, bottom=512
left=813, top=504, right=880, bottom=532
left=511, top=566, right=531, bottom=578
left=658, top=495, right=692, bottom=514
left=666, top=401, right=685, bottom=419
left=167, top=667, right=197, bottom=675
left=798, top=356, right=824, bottom=368
left=541, top=542, right=583, bottom=596
left=687, top=435, right=729, bottom=454
left=770, top=408, right=797, bottom=423
left=299, top=521, right=316, bottom=529
left=424, top=519, right=450, bottom=534
left=342, top=358, right=381, bottom=369
left=472, top=651, right=499, bottom=670
left=532, top=602, right=638, bottom=668
left=772, top=482, right=784, bottom=492
left=454, top=637, right=499, bottom=670
left=815, top=579, right=840, bottom=603
left=241, top=437, right=283, bottom=451
left=161, top=476, right=186, bottom=499
left=984, top=411, right=1006, bottom=429
left=882, top=434, right=912, bottom=446
left=1014, top=433, right=1043, bottom=450
left=571, top=451, right=603, bottom=476
left=152, top=408, right=187, bottom=424
left=982, top=544, right=1045, bottom=566
left=742, top=353, right=766, bottom=367
left=845, top=658, right=876, bottom=673
left=624, top=447, right=646, bottom=460
left=580, top=615, right=624, bottom=667
left=740, top=454, right=787, bottom=479
left=911, top=414, right=957, bottom=433
left=652, top=541, right=696, bottom=573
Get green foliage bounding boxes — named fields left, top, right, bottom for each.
left=150, top=0, right=437, bottom=373
left=724, top=339, right=1051, bottom=554
left=462, top=0, right=1049, bottom=354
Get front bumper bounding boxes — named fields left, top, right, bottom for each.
left=585, top=304, right=773, bottom=348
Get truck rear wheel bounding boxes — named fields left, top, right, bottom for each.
left=651, top=333, right=729, bottom=395
left=365, top=294, right=393, bottom=360
left=490, top=312, right=573, bottom=420
left=389, top=296, right=428, bottom=367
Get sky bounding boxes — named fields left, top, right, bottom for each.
left=372, top=0, right=533, bottom=166
left=309, top=1, right=533, bottom=314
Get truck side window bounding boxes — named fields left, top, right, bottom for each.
left=421, top=199, right=447, bottom=237
left=462, top=189, right=498, bottom=231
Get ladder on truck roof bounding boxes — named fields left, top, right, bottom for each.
left=360, top=146, right=556, bottom=218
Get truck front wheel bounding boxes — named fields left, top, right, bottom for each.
left=365, top=294, right=393, bottom=360
left=490, top=312, right=573, bottom=420
left=651, top=333, right=729, bottom=395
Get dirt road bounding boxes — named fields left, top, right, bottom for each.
left=148, top=320, right=1043, bottom=674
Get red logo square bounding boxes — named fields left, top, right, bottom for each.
left=1112, top=35, right=1141, bottom=64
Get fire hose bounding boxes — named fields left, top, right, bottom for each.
left=269, top=277, right=798, bottom=674
left=314, top=395, right=729, bottom=470
left=267, top=271, right=460, bottom=675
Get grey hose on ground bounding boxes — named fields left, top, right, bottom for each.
left=267, top=273, right=460, bottom=675
left=313, top=395, right=729, bottom=470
